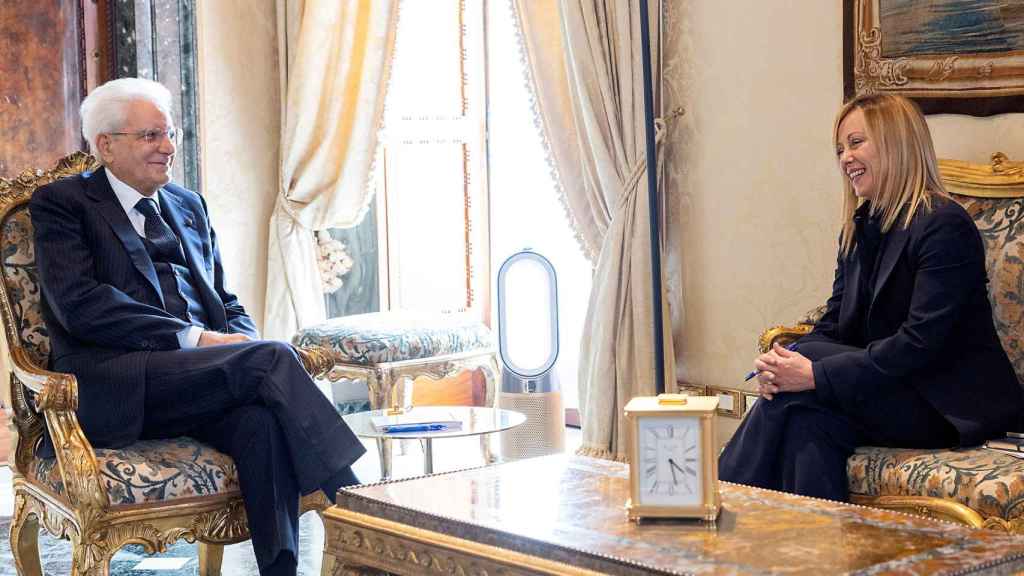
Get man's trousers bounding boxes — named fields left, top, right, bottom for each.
left=139, top=340, right=365, bottom=570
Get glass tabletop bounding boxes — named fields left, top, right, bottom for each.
left=342, top=405, right=527, bottom=440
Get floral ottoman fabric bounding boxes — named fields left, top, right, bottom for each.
left=848, top=446, right=1024, bottom=522
left=292, top=311, right=493, bottom=366
left=29, top=437, right=239, bottom=506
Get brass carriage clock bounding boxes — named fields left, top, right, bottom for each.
left=624, top=394, right=720, bottom=522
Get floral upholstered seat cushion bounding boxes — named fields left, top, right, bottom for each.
left=28, top=437, right=239, bottom=506
left=848, top=446, right=1024, bottom=521
left=292, top=311, right=493, bottom=366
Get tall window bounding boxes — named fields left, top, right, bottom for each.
left=324, top=0, right=487, bottom=320
left=323, top=0, right=590, bottom=411
left=377, top=0, right=489, bottom=316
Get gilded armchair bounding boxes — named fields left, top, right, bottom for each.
left=1, top=152, right=335, bottom=575
left=759, top=153, right=1024, bottom=533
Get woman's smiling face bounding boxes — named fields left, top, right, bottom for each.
left=836, top=108, right=879, bottom=200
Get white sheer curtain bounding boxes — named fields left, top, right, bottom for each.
left=264, top=0, right=398, bottom=339
left=514, top=0, right=676, bottom=460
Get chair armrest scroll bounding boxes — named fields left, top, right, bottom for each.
left=758, top=324, right=814, bottom=354
left=10, top=347, right=78, bottom=412
left=293, top=345, right=334, bottom=379
left=9, top=346, right=110, bottom=513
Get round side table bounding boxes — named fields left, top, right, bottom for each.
left=343, top=405, right=526, bottom=478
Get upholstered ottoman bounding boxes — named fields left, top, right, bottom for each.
left=292, top=311, right=501, bottom=477
left=848, top=447, right=1024, bottom=531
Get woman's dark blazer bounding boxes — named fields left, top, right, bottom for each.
left=800, top=196, right=1023, bottom=447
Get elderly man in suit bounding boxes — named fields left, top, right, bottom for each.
left=30, top=77, right=364, bottom=576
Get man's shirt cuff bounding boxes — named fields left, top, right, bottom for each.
left=178, top=325, right=203, bottom=349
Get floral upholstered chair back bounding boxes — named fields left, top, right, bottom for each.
left=940, top=154, right=1024, bottom=389
left=0, top=152, right=99, bottom=472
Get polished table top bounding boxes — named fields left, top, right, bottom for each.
left=341, top=405, right=526, bottom=439
left=334, top=454, right=1024, bottom=575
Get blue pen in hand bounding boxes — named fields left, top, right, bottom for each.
left=744, top=343, right=799, bottom=381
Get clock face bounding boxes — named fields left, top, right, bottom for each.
left=636, top=416, right=702, bottom=507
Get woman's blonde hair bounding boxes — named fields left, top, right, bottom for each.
left=835, top=93, right=949, bottom=257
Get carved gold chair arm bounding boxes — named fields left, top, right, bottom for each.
left=10, top=347, right=77, bottom=412
left=9, top=346, right=110, bottom=513
left=757, top=305, right=826, bottom=353
left=758, top=324, right=814, bottom=354
left=294, top=344, right=334, bottom=379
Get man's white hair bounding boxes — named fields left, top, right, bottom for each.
left=80, top=78, right=174, bottom=154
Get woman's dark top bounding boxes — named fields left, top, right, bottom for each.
left=799, top=196, right=1024, bottom=446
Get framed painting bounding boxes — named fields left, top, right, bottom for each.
left=844, top=0, right=1024, bottom=116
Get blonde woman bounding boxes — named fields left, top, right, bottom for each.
left=719, top=94, right=1023, bottom=501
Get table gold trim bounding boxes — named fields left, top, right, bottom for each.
left=322, top=507, right=608, bottom=576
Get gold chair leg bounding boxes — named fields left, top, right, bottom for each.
left=10, top=497, right=43, bottom=576
left=198, top=542, right=225, bottom=576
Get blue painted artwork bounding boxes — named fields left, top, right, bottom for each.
left=880, top=0, right=1024, bottom=57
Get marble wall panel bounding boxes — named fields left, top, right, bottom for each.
left=0, top=1, right=84, bottom=177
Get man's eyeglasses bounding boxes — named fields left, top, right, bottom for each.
left=106, top=128, right=180, bottom=145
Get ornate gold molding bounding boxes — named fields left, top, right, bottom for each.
left=981, top=516, right=1024, bottom=534
left=189, top=499, right=250, bottom=543
left=757, top=324, right=813, bottom=354
left=849, top=1, right=1024, bottom=100
left=294, top=344, right=334, bottom=379
left=854, top=27, right=911, bottom=95
left=324, top=507, right=606, bottom=576
left=939, top=153, right=1024, bottom=198
left=849, top=494, right=985, bottom=529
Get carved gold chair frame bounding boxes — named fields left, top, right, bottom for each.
left=1, top=152, right=335, bottom=576
left=758, top=152, right=1024, bottom=532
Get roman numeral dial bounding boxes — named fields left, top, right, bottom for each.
left=637, top=416, right=702, bottom=506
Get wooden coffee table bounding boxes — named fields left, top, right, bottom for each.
left=322, top=454, right=1024, bottom=575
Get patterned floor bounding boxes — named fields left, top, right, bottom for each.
left=0, top=429, right=578, bottom=574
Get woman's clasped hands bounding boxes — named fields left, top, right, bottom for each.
left=754, top=342, right=815, bottom=400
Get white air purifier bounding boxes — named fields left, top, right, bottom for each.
left=497, top=249, right=565, bottom=460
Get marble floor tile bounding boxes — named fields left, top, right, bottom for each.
left=0, top=428, right=579, bottom=574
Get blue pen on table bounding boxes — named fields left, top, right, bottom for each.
left=743, top=343, right=799, bottom=382
left=383, top=423, right=450, bottom=434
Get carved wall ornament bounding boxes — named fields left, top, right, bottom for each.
left=854, top=27, right=910, bottom=94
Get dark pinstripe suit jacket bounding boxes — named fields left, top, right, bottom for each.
left=30, top=167, right=258, bottom=448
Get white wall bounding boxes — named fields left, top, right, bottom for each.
left=662, top=2, right=1024, bottom=445
left=196, top=0, right=281, bottom=334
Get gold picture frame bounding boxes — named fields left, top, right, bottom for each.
left=844, top=0, right=1024, bottom=116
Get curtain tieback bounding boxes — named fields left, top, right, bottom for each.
left=618, top=115, right=673, bottom=211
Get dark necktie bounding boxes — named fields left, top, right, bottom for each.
left=134, top=197, right=182, bottom=261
